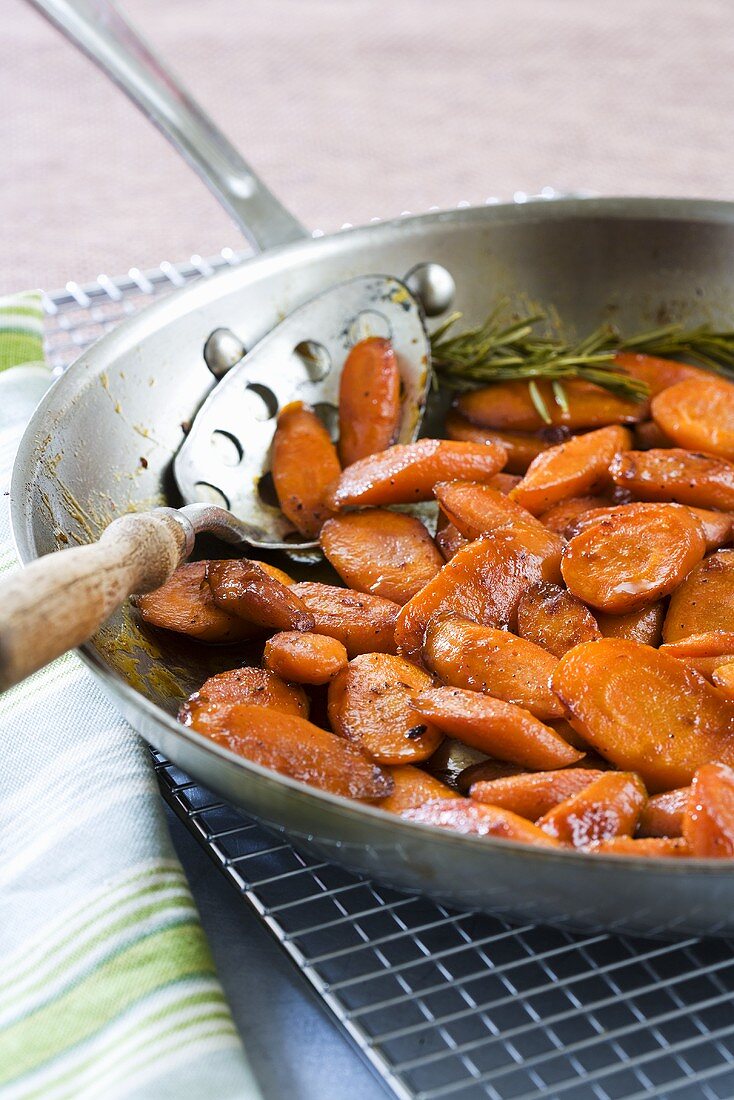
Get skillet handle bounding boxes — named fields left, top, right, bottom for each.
left=0, top=510, right=190, bottom=692
left=26, top=0, right=308, bottom=253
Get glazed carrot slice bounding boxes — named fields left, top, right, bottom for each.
left=423, top=617, right=564, bottom=721
left=562, top=502, right=706, bottom=614
left=553, top=639, right=734, bottom=791
left=595, top=603, right=665, bottom=646
left=713, top=662, right=734, bottom=700
left=378, top=765, right=460, bottom=814
left=652, top=376, right=734, bottom=460
left=489, top=472, right=523, bottom=493
left=395, top=537, right=552, bottom=661
left=683, top=762, right=734, bottom=857
left=402, top=798, right=560, bottom=846
left=632, top=420, right=672, bottom=450
left=189, top=702, right=393, bottom=800
left=179, top=666, right=309, bottom=727
left=610, top=448, right=734, bottom=511
left=456, top=379, right=646, bottom=432
left=469, top=769, right=604, bottom=820
left=444, top=411, right=552, bottom=473
left=320, top=510, right=443, bottom=605
left=136, top=561, right=256, bottom=643
left=516, top=582, right=601, bottom=658
left=411, top=687, right=582, bottom=769
left=538, top=772, right=647, bottom=847
left=659, top=634, right=734, bottom=682
left=574, top=503, right=731, bottom=553
left=637, top=788, right=689, bottom=838
left=291, top=581, right=399, bottom=657
left=539, top=495, right=613, bottom=538
left=327, top=653, right=443, bottom=765
left=509, top=425, right=632, bottom=516
left=271, top=401, right=341, bottom=538
left=587, top=837, right=690, bottom=857
left=337, top=336, right=401, bottom=466
left=613, top=351, right=710, bottom=395
left=263, top=631, right=348, bottom=685
left=663, top=550, right=734, bottom=641
left=434, top=518, right=468, bottom=561
left=327, top=439, right=506, bottom=509
left=205, top=559, right=314, bottom=632
left=434, top=481, right=565, bottom=580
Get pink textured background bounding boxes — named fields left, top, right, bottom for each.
left=5, top=0, right=734, bottom=291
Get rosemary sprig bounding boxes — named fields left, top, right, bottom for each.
left=429, top=304, right=734, bottom=424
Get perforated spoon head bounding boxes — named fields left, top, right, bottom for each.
left=173, top=275, right=431, bottom=551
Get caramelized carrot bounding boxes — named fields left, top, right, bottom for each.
left=488, top=472, right=523, bottom=493
left=713, top=662, right=734, bottom=700
left=327, top=653, right=443, bottom=765
left=516, top=582, right=600, bottom=657
left=572, top=503, right=732, bottom=553
left=510, top=425, right=632, bottom=515
left=538, top=772, right=647, bottom=847
left=562, top=502, right=706, bottom=613
left=337, top=337, right=401, bottom=466
left=423, top=617, right=564, bottom=721
left=320, top=510, right=443, bottom=605
left=189, top=702, right=393, bottom=800
left=435, top=519, right=468, bottom=561
left=587, top=837, right=690, bottom=857
left=652, top=376, right=734, bottom=460
left=637, top=788, right=689, bottom=838
left=179, top=666, right=309, bottom=727
left=402, top=798, right=560, bottom=846
left=271, top=401, right=340, bottom=538
left=553, top=639, right=734, bottom=791
left=611, top=448, right=734, bottom=511
left=327, top=439, right=506, bottom=509
left=263, top=631, right=348, bottom=685
left=663, top=550, right=734, bottom=641
left=205, top=559, right=314, bottom=632
left=469, top=769, right=603, bottom=819
left=632, top=420, right=672, bottom=450
left=411, top=687, right=582, bottom=769
left=613, top=351, right=710, bottom=395
left=539, top=495, right=613, bottom=538
left=136, top=561, right=256, bottom=643
left=595, top=603, right=665, bottom=646
left=378, top=766, right=460, bottom=813
left=456, top=379, right=646, bottom=432
left=291, top=581, right=399, bottom=657
left=683, top=762, right=734, bottom=857
left=444, top=411, right=552, bottom=472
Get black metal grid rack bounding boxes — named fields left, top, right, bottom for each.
left=42, top=247, right=734, bottom=1100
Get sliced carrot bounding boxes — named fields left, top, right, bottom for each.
left=205, top=559, right=314, bottom=632
left=271, top=401, right=341, bottom=538
left=595, top=603, right=665, bottom=646
left=469, top=769, right=603, bottom=819
left=562, top=502, right=706, bottom=614
left=411, top=687, right=582, bottom=769
left=613, top=351, right=711, bottom=395
left=263, top=631, right=348, bottom=685
left=423, top=617, right=564, bottom=721
left=683, top=762, right=734, bottom=857
left=327, top=653, right=443, bottom=765
left=327, top=439, right=506, bottom=509
left=136, top=561, right=256, bottom=643
left=538, top=772, right=647, bottom=847
left=188, top=702, right=393, bottom=800
left=632, top=420, right=673, bottom=450
left=660, top=633, right=734, bottom=658
left=553, top=639, right=734, bottom=791
left=610, top=448, right=734, bottom=511
left=516, top=582, right=600, bottom=657
left=337, top=336, right=401, bottom=466
left=652, top=376, right=734, bottom=460
left=291, top=581, right=399, bottom=657
left=395, top=536, right=551, bottom=660
left=434, top=481, right=565, bottom=580
left=488, top=472, right=523, bottom=494
left=587, top=837, right=690, bottom=857
left=509, top=426, right=632, bottom=515
left=637, top=788, right=689, bottom=838
left=320, top=510, right=443, bottom=605
left=435, top=518, right=468, bottom=561
left=574, top=502, right=731, bottom=553
left=179, top=666, right=309, bottom=728
left=444, top=411, right=552, bottom=472
left=663, top=550, right=734, bottom=641
left=378, top=766, right=460, bottom=813
left=456, top=379, right=646, bottom=432
left=713, top=662, right=734, bottom=700
left=402, top=798, right=560, bottom=846
left=539, top=495, right=613, bottom=538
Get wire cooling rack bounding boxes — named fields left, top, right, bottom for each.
left=43, top=246, right=734, bottom=1100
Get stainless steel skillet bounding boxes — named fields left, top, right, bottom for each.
left=13, top=0, right=734, bottom=936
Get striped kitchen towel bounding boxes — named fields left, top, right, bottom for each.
left=0, top=293, right=262, bottom=1100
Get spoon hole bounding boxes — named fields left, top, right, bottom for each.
left=313, top=401, right=339, bottom=442
left=348, top=310, right=391, bottom=344
left=244, top=383, right=278, bottom=421
left=294, top=341, right=331, bottom=382
left=193, top=482, right=230, bottom=510
left=210, top=429, right=243, bottom=466
left=257, top=470, right=280, bottom=508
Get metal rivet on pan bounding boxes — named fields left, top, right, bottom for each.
left=404, top=263, right=456, bottom=317
left=203, top=327, right=246, bottom=378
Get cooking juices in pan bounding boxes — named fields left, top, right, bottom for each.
left=135, top=332, right=734, bottom=860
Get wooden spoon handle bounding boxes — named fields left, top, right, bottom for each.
left=0, top=510, right=190, bottom=691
